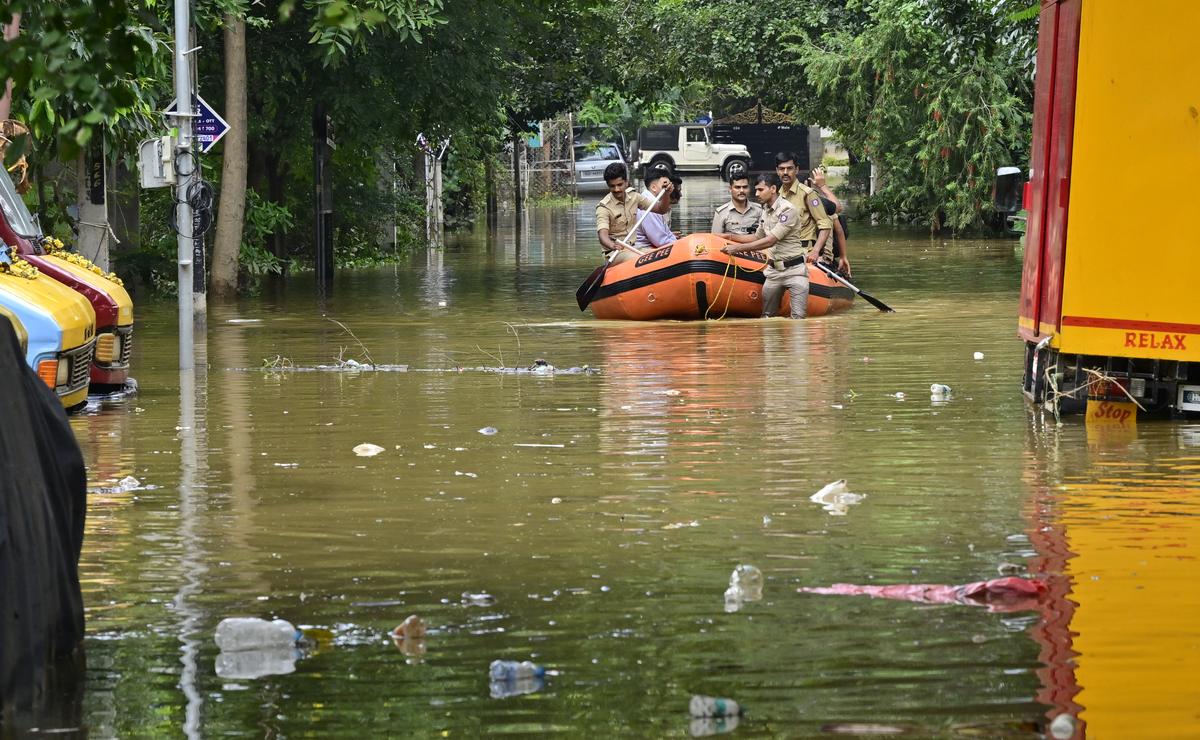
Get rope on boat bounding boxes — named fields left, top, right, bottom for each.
left=703, top=248, right=764, bottom=321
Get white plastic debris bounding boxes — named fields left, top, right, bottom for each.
left=810, top=479, right=866, bottom=516
left=892, top=391, right=906, bottom=399
left=1049, top=714, right=1076, bottom=739
left=973, top=351, right=985, bottom=360
left=724, top=564, right=764, bottom=612
left=113, top=475, right=142, bottom=493
left=353, top=443, right=386, bottom=457
left=478, top=426, right=499, bottom=436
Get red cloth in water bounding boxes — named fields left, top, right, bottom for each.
left=798, top=577, right=1047, bottom=612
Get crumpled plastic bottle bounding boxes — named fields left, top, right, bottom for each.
left=215, top=617, right=302, bottom=652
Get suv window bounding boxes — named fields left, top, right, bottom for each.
left=640, top=128, right=677, bottom=150
left=685, top=128, right=706, bottom=143
left=574, top=144, right=621, bottom=162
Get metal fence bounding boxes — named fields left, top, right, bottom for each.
left=496, top=114, right=577, bottom=205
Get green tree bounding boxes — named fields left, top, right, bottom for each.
left=796, top=0, right=1036, bottom=231
left=0, top=1, right=161, bottom=161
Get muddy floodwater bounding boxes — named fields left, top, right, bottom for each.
left=63, top=178, right=1199, bottom=737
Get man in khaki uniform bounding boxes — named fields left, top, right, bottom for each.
left=720, top=173, right=830, bottom=319
left=711, top=172, right=762, bottom=236
left=775, top=151, right=833, bottom=250
left=596, top=162, right=664, bottom=263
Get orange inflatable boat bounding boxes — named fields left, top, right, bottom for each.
left=588, top=233, right=855, bottom=321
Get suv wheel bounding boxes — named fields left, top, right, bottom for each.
left=722, top=158, right=750, bottom=181
left=648, top=156, right=674, bottom=177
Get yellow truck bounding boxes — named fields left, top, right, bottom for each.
left=1019, top=0, right=1200, bottom=419
left=0, top=251, right=97, bottom=411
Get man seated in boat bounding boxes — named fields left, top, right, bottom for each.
left=711, top=172, right=762, bottom=236
left=719, top=173, right=831, bottom=319
left=596, top=163, right=662, bottom=263
left=633, top=170, right=678, bottom=250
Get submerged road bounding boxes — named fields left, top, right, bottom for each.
left=57, top=176, right=1200, bottom=737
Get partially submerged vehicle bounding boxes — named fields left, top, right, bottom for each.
left=0, top=251, right=97, bottom=411
left=0, top=166, right=133, bottom=391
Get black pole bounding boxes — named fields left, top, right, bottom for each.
left=313, top=104, right=334, bottom=293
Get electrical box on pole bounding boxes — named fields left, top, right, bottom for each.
left=138, top=135, right=176, bottom=188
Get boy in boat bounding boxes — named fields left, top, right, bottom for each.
left=711, top=172, right=762, bottom=236
left=596, top=163, right=666, bottom=263
left=720, top=173, right=829, bottom=319
left=634, top=170, right=678, bottom=250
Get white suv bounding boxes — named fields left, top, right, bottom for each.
left=632, top=124, right=751, bottom=179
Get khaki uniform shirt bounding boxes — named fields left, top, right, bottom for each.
left=596, top=191, right=656, bottom=246
left=711, top=200, right=762, bottom=236
left=780, top=180, right=833, bottom=241
left=755, top=196, right=809, bottom=261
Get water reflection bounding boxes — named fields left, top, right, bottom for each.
left=51, top=177, right=1196, bottom=737
left=1025, top=415, right=1200, bottom=737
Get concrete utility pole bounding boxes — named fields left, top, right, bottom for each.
left=171, top=0, right=196, bottom=369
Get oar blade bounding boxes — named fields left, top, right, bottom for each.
left=856, top=290, right=896, bottom=313
left=817, top=263, right=896, bottom=313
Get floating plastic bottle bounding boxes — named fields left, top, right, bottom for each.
left=930, top=383, right=952, bottom=397
left=689, top=694, right=742, bottom=718
left=488, top=659, right=545, bottom=682
left=215, top=617, right=302, bottom=652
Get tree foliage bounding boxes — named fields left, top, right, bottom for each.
left=797, top=0, right=1036, bottom=231
left=0, top=1, right=162, bottom=160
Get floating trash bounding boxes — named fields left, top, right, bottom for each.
left=892, top=391, right=906, bottom=400
left=724, top=564, right=764, bottom=613
left=462, top=592, right=496, bottom=607
left=478, top=426, right=499, bottom=436
left=996, top=562, right=1024, bottom=576
left=810, top=480, right=866, bottom=516
left=353, top=443, right=386, bottom=457
left=689, top=695, right=742, bottom=718
left=391, top=614, right=427, bottom=640
left=663, top=520, right=700, bottom=530
left=106, top=475, right=145, bottom=493
left=1049, top=714, right=1076, bottom=739
left=973, top=351, right=985, bottom=360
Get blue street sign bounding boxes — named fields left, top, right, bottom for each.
left=166, top=94, right=231, bottom=154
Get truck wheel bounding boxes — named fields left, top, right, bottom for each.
left=722, top=158, right=749, bottom=181
left=648, top=156, right=674, bottom=177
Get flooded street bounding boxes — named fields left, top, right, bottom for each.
left=70, top=178, right=1199, bottom=737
